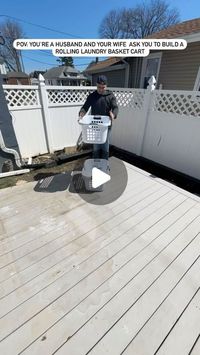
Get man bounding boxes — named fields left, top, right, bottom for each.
left=79, top=75, right=118, bottom=160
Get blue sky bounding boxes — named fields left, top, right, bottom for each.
left=0, top=0, right=199, bottom=73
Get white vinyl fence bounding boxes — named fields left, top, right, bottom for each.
left=111, top=81, right=200, bottom=179
left=3, top=77, right=91, bottom=157
left=2, top=75, right=200, bottom=180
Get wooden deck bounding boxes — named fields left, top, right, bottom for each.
left=0, top=157, right=200, bottom=355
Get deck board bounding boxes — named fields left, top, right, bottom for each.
left=189, top=335, right=200, bottom=355
left=0, top=157, right=199, bottom=355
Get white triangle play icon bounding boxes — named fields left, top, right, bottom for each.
left=92, top=167, right=111, bottom=188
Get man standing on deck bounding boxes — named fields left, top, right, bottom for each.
left=79, top=75, right=118, bottom=160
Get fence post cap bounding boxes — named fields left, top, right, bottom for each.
left=38, top=74, right=45, bottom=82
left=147, top=75, right=156, bottom=91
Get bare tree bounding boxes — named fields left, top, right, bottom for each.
left=99, top=0, right=180, bottom=39
left=0, top=19, right=25, bottom=71
left=120, top=8, right=138, bottom=39
left=99, top=10, right=122, bottom=39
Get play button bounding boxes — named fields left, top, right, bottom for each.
left=69, top=157, right=128, bottom=206
left=92, top=167, right=111, bottom=188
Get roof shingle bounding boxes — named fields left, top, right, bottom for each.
left=85, top=57, right=123, bottom=73
left=147, top=17, right=200, bottom=39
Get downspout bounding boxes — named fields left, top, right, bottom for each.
left=0, top=129, right=22, bottom=168
left=134, top=58, right=139, bottom=88
left=122, top=58, right=130, bottom=88
left=0, top=168, right=30, bottom=178
left=0, top=128, right=31, bottom=177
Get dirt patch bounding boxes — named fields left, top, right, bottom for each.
left=0, top=143, right=93, bottom=190
left=0, top=157, right=86, bottom=190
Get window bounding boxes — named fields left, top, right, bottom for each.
left=140, top=52, right=162, bottom=89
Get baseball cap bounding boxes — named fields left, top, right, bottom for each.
left=96, top=75, right=108, bottom=85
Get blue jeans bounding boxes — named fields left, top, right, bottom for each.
left=93, top=128, right=111, bottom=160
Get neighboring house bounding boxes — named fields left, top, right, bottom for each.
left=44, top=66, right=87, bottom=86
left=4, top=71, right=31, bottom=85
left=84, top=57, right=129, bottom=87
left=127, top=17, right=200, bottom=90
left=29, top=70, right=46, bottom=85
left=85, top=18, right=200, bottom=91
left=0, top=63, right=7, bottom=84
left=0, top=62, right=7, bottom=75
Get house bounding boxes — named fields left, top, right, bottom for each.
left=43, top=66, right=87, bottom=86
left=0, top=70, right=7, bottom=84
left=134, top=17, right=200, bottom=90
left=4, top=71, right=31, bottom=85
left=84, top=57, right=129, bottom=87
left=0, top=62, right=7, bottom=75
left=29, top=70, right=46, bottom=85
left=85, top=18, right=200, bottom=91
left=0, top=61, right=9, bottom=84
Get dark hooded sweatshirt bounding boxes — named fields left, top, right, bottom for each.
left=79, top=90, right=119, bottom=126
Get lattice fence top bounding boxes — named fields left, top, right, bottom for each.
left=153, top=91, right=200, bottom=118
left=47, top=87, right=144, bottom=110
left=3, top=88, right=39, bottom=108
left=113, top=89, right=144, bottom=110
left=47, top=88, right=94, bottom=105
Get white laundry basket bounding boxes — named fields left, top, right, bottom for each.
left=82, top=159, right=110, bottom=192
left=79, top=115, right=111, bottom=144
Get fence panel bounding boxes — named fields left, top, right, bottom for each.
left=111, top=88, right=145, bottom=154
left=3, top=85, right=48, bottom=158
left=46, top=86, right=95, bottom=150
left=140, top=89, right=200, bottom=179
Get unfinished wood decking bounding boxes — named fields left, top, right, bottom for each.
left=0, top=157, right=200, bottom=355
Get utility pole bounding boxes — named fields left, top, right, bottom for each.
left=20, top=51, right=25, bottom=72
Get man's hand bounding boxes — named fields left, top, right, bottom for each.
left=78, top=111, right=85, bottom=122
left=79, top=111, right=85, bottom=118
left=109, top=111, right=115, bottom=121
